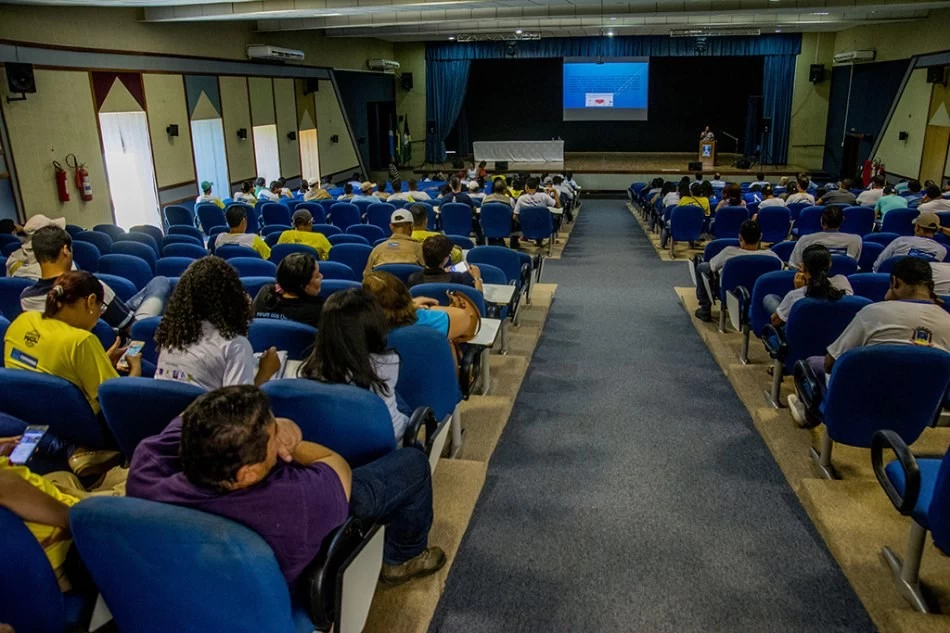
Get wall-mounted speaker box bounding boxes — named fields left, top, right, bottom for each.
left=809, top=64, right=825, bottom=84
left=688, top=161, right=702, bottom=171
left=495, top=161, right=509, bottom=171
left=426, top=120, right=436, bottom=135
left=926, top=66, right=946, bottom=84
left=401, top=72, right=413, bottom=91
left=304, top=78, right=319, bottom=94
left=5, top=62, right=36, bottom=94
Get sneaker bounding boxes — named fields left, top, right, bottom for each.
left=694, top=308, right=713, bottom=322
left=380, top=547, right=446, bottom=586
left=68, top=448, right=123, bottom=478
left=786, top=394, right=813, bottom=428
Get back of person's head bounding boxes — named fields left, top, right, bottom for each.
left=156, top=256, right=250, bottom=350
left=255, top=177, right=265, bottom=187
left=391, top=179, right=402, bottom=193
left=840, top=178, right=853, bottom=191
left=909, top=179, right=923, bottom=193
left=762, top=185, right=774, bottom=198
left=525, top=176, right=540, bottom=191
left=689, top=182, right=702, bottom=197
left=422, top=235, right=454, bottom=269
left=32, top=225, right=72, bottom=264
left=408, top=178, right=418, bottom=191
left=449, top=177, right=461, bottom=192
left=565, top=171, right=573, bottom=180
left=362, top=271, right=415, bottom=327
left=714, top=172, right=721, bottom=180
left=409, top=204, right=429, bottom=228
left=493, top=180, right=507, bottom=194
left=891, top=256, right=936, bottom=299
left=45, top=270, right=103, bottom=319
left=872, top=175, right=885, bottom=188
left=797, top=176, right=810, bottom=190
left=270, top=181, right=281, bottom=192
left=756, top=172, right=765, bottom=181
left=552, top=175, right=563, bottom=185
left=377, top=180, right=387, bottom=192
left=884, top=184, right=897, bottom=196
left=694, top=172, right=703, bottom=181
left=738, top=220, right=762, bottom=246
left=700, top=181, right=713, bottom=197
left=926, top=184, right=942, bottom=199
left=301, top=288, right=388, bottom=393
left=276, top=252, right=317, bottom=296
left=786, top=182, right=799, bottom=194
left=180, top=385, right=273, bottom=492
left=351, top=172, right=360, bottom=180
left=821, top=206, right=844, bottom=229
left=225, top=206, right=246, bottom=228
left=0, top=218, right=16, bottom=235
left=344, top=183, right=353, bottom=194
left=750, top=184, right=762, bottom=192
left=661, top=181, right=676, bottom=195
left=724, top=183, right=742, bottom=204
left=677, top=180, right=690, bottom=197
left=801, top=245, right=845, bottom=301
left=241, top=181, right=252, bottom=193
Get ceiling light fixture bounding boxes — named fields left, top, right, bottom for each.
left=609, top=16, right=617, bottom=20
left=606, top=31, right=614, bottom=37
left=812, top=11, right=829, bottom=15
left=515, top=29, right=523, bottom=34
left=775, top=28, right=782, bottom=32
left=449, top=35, right=456, bottom=40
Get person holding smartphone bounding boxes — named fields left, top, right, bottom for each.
left=407, top=235, right=482, bottom=291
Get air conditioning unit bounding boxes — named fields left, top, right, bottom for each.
left=247, top=45, right=305, bottom=62
left=834, top=50, right=876, bottom=64
left=367, top=58, right=400, bottom=72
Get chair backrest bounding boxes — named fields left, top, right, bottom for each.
left=446, top=234, right=475, bottom=250
left=824, top=345, right=950, bottom=447
left=388, top=325, right=462, bottom=421
left=0, top=277, right=35, bottom=319
left=787, top=202, right=810, bottom=221
left=162, top=242, right=207, bottom=259
left=96, top=273, right=138, bottom=302
left=366, top=203, right=396, bottom=232
left=196, top=203, right=228, bottom=234
left=480, top=203, right=514, bottom=238
left=111, top=240, right=158, bottom=272
left=329, top=202, right=361, bottom=229
left=156, top=256, right=196, bottom=278
left=877, top=255, right=916, bottom=274
left=0, top=234, right=20, bottom=249
left=881, top=208, right=918, bottom=236
left=719, top=254, right=784, bottom=301
left=858, top=242, right=884, bottom=273
left=71, top=496, right=303, bottom=633
left=316, top=199, right=337, bottom=218
left=1, top=242, right=19, bottom=257
left=226, top=202, right=259, bottom=234
left=295, top=202, right=326, bottom=224
left=163, top=205, right=195, bottom=227
left=372, top=263, right=423, bottom=285
left=438, top=203, right=471, bottom=237
left=168, top=225, right=204, bottom=241
left=264, top=231, right=285, bottom=247
left=328, top=243, right=373, bottom=278
left=519, top=206, right=555, bottom=241
left=328, top=233, right=371, bottom=246
left=99, top=377, right=205, bottom=459
left=93, top=224, right=126, bottom=241
left=794, top=206, right=825, bottom=236
left=863, top=232, right=901, bottom=248
left=216, top=244, right=260, bottom=260
left=117, top=231, right=161, bottom=258
left=840, top=206, right=875, bottom=236
left=247, top=319, right=317, bottom=360
left=228, top=257, right=278, bottom=278
left=129, top=316, right=162, bottom=364
left=783, top=296, right=872, bottom=371
left=261, top=224, right=291, bottom=237
left=703, top=238, right=739, bottom=262
left=70, top=239, right=100, bottom=272
left=97, top=254, right=153, bottom=291
left=162, top=234, right=204, bottom=251
left=318, top=279, right=361, bottom=300
left=467, top=245, right=528, bottom=287
left=261, top=202, right=292, bottom=227
left=269, top=242, right=318, bottom=264
left=352, top=198, right=374, bottom=217
left=262, top=380, right=396, bottom=466
left=757, top=207, right=791, bottom=243
left=670, top=205, right=704, bottom=241
left=312, top=223, right=342, bottom=237
left=240, top=276, right=275, bottom=300
left=749, top=270, right=797, bottom=335
left=347, top=224, right=387, bottom=243
left=409, top=282, right=486, bottom=316
left=130, top=224, right=165, bottom=244
left=0, top=507, right=71, bottom=633
left=848, top=272, right=890, bottom=303
left=74, top=229, right=113, bottom=255
left=829, top=254, right=858, bottom=277
left=712, top=206, right=748, bottom=238
left=0, top=367, right=107, bottom=447
left=769, top=240, right=795, bottom=262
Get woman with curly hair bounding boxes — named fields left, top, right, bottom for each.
left=155, top=257, right=280, bottom=390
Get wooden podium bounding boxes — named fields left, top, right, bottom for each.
left=699, top=140, right=716, bottom=169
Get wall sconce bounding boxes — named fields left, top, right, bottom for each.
left=287, top=131, right=297, bottom=141
left=898, top=131, right=909, bottom=141
left=237, top=128, right=248, bottom=140
left=166, top=124, right=179, bottom=137
left=330, top=134, right=339, bottom=143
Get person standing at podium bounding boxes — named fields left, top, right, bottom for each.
left=700, top=126, right=715, bottom=141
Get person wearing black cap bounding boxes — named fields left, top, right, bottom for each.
left=277, top=209, right=332, bottom=260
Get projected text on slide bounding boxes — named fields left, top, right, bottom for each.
left=563, top=57, right=649, bottom=121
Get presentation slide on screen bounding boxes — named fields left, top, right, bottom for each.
left=562, top=57, right=649, bottom=121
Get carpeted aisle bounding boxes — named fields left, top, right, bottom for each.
left=429, top=201, right=875, bottom=632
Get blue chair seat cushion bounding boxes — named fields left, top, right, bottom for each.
left=885, top=458, right=941, bottom=527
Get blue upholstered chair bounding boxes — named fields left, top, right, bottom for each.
left=96, top=273, right=138, bottom=302
left=93, top=224, right=125, bottom=241
left=877, top=255, right=936, bottom=274
left=863, top=232, right=900, bottom=247
left=366, top=203, right=395, bottom=233
left=441, top=203, right=474, bottom=237
left=248, top=319, right=317, bottom=360
left=328, top=234, right=370, bottom=246
left=262, top=202, right=293, bottom=227
left=262, top=224, right=292, bottom=237
left=787, top=202, right=810, bottom=222
left=196, top=203, right=228, bottom=234
left=715, top=254, right=783, bottom=335
left=519, top=207, right=556, bottom=255
left=328, top=243, right=372, bottom=278
left=74, top=230, right=113, bottom=255
left=70, top=239, right=100, bottom=272
left=372, top=263, right=423, bottom=285
left=712, top=206, right=748, bottom=238
left=167, top=225, right=204, bottom=242
left=857, top=242, right=884, bottom=273
left=295, top=202, right=326, bottom=224
left=329, top=202, right=360, bottom=230
left=446, top=234, right=475, bottom=251
left=97, top=254, right=153, bottom=291
left=130, top=224, right=164, bottom=245
left=269, top=243, right=318, bottom=265
left=347, top=224, right=387, bottom=244
left=666, top=205, right=704, bottom=258
left=480, top=203, right=514, bottom=240
left=847, top=272, right=890, bottom=302
left=881, top=209, right=917, bottom=236
left=829, top=254, right=858, bottom=277
left=156, top=256, right=196, bottom=278
left=312, top=223, right=341, bottom=237
left=161, top=234, right=203, bottom=251
left=99, top=377, right=205, bottom=459
left=757, top=207, right=791, bottom=243
left=318, top=279, right=361, bottom=300
left=264, top=231, right=286, bottom=247
left=161, top=242, right=206, bottom=260
left=64, top=224, right=84, bottom=238
left=216, top=244, right=261, bottom=260
left=791, top=206, right=823, bottom=238
left=841, top=206, right=875, bottom=236
left=769, top=240, right=795, bottom=263
left=163, top=205, right=195, bottom=228
left=352, top=198, right=374, bottom=218
left=229, top=257, right=278, bottom=278
left=409, top=282, right=486, bottom=316
left=111, top=240, right=158, bottom=272
left=240, top=276, right=275, bottom=300
left=748, top=271, right=797, bottom=342
left=467, top=245, right=530, bottom=324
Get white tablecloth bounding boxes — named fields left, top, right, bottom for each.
left=473, top=141, right=564, bottom=164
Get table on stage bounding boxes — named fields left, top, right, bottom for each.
left=473, top=141, right=564, bottom=166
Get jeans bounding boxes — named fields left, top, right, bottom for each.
left=128, top=276, right=172, bottom=320
left=349, top=447, right=433, bottom=565
left=763, top=293, right=782, bottom=316
left=696, top=262, right=717, bottom=311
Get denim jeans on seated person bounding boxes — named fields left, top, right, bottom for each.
left=128, top=276, right=173, bottom=321
left=349, top=447, right=433, bottom=565
left=762, top=293, right=782, bottom=316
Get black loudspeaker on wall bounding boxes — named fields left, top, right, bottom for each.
left=927, top=66, right=947, bottom=85
left=303, top=78, right=319, bottom=94
left=401, top=72, right=413, bottom=91
left=5, top=62, right=36, bottom=94
left=688, top=161, right=702, bottom=171
left=427, top=120, right=437, bottom=135
left=809, top=64, right=825, bottom=84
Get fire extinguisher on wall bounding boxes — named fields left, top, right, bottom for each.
left=53, top=161, right=70, bottom=203
left=66, top=153, right=93, bottom=202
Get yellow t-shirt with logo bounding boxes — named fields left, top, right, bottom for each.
left=0, top=456, right=79, bottom=588
left=4, top=311, right=119, bottom=414
left=277, top=229, right=332, bottom=260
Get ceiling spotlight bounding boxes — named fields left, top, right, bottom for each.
left=448, top=35, right=456, bottom=40
left=606, top=31, right=615, bottom=37
left=515, top=29, right=522, bottom=34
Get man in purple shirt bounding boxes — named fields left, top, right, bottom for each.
left=127, top=385, right=444, bottom=589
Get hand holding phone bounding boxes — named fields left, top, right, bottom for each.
left=8, top=425, right=48, bottom=465
left=117, top=340, right=145, bottom=371
left=448, top=261, right=470, bottom=274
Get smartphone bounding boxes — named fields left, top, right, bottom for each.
left=9, top=425, right=49, bottom=465
left=448, top=261, right=470, bottom=274
left=117, top=340, right=145, bottom=371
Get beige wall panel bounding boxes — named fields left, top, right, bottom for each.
left=873, top=69, right=932, bottom=179
left=787, top=33, right=835, bottom=170
left=274, top=78, right=301, bottom=178
left=220, top=77, right=256, bottom=186
left=0, top=69, right=112, bottom=226
left=315, top=80, right=361, bottom=177
left=143, top=74, right=194, bottom=188
left=248, top=77, right=276, bottom=127
left=833, top=11, right=950, bottom=62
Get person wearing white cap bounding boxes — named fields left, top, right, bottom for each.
left=350, top=182, right=377, bottom=204
left=467, top=180, right=486, bottom=202
left=6, top=214, right=68, bottom=279
left=363, top=209, right=424, bottom=275
left=304, top=179, right=332, bottom=202
left=872, top=211, right=949, bottom=271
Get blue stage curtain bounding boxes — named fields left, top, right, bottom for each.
left=762, top=55, right=796, bottom=165
left=425, top=59, right=471, bottom=163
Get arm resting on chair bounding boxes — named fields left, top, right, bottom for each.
left=871, top=429, right=921, bottom=515
left=761, top=323, right=788, bottom=359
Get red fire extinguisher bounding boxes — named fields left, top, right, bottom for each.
left=66, top=153, right=93, bottom=202
left=53, top=160, right=70, bottom=203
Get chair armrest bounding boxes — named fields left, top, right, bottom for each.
left=872, top=430, right=921, bottom=515
left=761, top=323, right=788, bottom=359
left=519, top=262, right=531, bottom=291
left=403, top=406, right=438, bottom=454
left=791, top=358, right=821, bottom=413
left=734, top=285, right=751, bottom=325
left=458, top=344, right=479, bottom=400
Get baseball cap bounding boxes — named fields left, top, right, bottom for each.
left=913, top=211, right=940, bottom=231
left=391, top=210, right=413, bottom=224
left=467, top=180, right=479, bottom=190
left=200, top=181, right=213, bottom=192
left=543, top=176, right=554, bottom=185
left=23, top=214, right=66, bottom=236
left=292, top=209, right=313, bottom=225
left=361, top=181, right=374, bottom=192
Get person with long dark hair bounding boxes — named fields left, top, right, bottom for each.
left=299, top=289, right=408, bottom=440
left=714, top=183, right=746, bottom=212
left=156, top=257, right=280, bottom=390
left=765, top=244, right=852, bottom=326
left=252, top=252, right=325, bottom=328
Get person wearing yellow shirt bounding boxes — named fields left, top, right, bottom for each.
left=678, top=182, right=712, bottom=216
left=408, top=203, right=462, bottom=264
left=277, top=209, right=333, bottom=260
left=214, top=206, right=272, bottom=260
left=195, top=181, right=225, bottom=209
